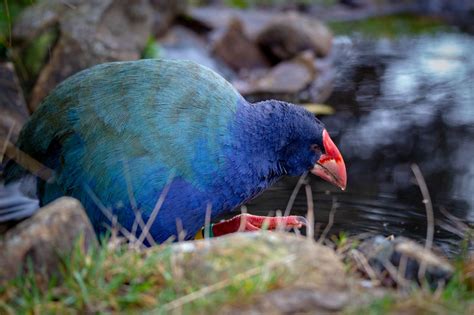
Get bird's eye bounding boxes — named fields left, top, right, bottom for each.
left=310, top=144, right=321, bottom=153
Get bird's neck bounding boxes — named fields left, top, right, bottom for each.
left=204, top=99, right=298, bottom=214
left=231, top=99, right=297, bottom=179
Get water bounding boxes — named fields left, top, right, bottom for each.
left=246, top=33, right=474, bottom=256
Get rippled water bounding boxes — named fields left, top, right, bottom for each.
left=247, top=32, right=474, bottom=255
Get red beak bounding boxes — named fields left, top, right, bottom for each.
left=311, top=129, right=347, bottom=190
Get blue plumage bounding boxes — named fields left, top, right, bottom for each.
left=6, top=59, right=328, bottom=243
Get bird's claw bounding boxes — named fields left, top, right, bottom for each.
left=211, top=213, right=307, bottom=237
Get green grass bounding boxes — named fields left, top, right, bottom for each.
left=347, top=276, right=474, bottom=315
left=345, top=256, right=474, bottom=315
left=0, top=235, right=293, bottom=314
left=1, top=232, right=473, bottom=314
left=328, top=13, right=454, bottom=38
left=142, top=37, right=161, bottom=60
left=0, top=0, right=36, bottom=52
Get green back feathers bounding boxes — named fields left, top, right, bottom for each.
left=11, top=59, right=242, bottom=190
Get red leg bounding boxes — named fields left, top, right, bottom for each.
left=211, top=213, right=306, bottom=237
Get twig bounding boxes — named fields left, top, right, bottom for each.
left=318, top=196, right=337, bottom=244
left=411, top=164, right=434, bottom=251
left=162, top=254, right=296, bottom=312
left=284, top=171, right=308, bottom=216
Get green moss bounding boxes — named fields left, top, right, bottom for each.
left=329, top=14, right=454, bottom=38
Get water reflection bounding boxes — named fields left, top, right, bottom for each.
left=247, top=33, right=474, bottom=255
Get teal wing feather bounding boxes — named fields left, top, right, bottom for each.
left=9, top=59, right=241, bottom=215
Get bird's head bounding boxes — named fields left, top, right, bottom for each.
left=274, top=102, right=347, bottom=190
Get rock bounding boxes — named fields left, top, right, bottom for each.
left=0, top=197, right=97, bottom=284
left=159, top=25, right=235, bottom=80
left=353, top=236, right=454, bottom=288
left=234, top=51, right=317, bottom=96
left=12, top=0, right=83, bottom=42
left=188, top=6, right=276, bottom=39
left=13, top=0, right=154, bottom=112
left=168, top=232, right=349, bottom=314
left=256, top=13, right=333, bottom=62
left=227, top=287, right=350, bottom=314
left=149, top=0, right=187, bottom=36
left=0, top=63, right=30, bottom=144
left=212, top=18, right=269, bottom=71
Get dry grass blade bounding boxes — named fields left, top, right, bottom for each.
left=411, top=164, right=434, bottom=251
left=238, top=206, right=248, bottom=232
left=305, top=183, right=314, bottom=240
left=123, top=159, right=139, bottom=234
left=162, top=254, right=297, bottom=312
left=410, top=166, right=436, bottom=288
left=284, top=171, right=308, bottom=216
left=204, top=203, right=212, bottom=239
left=318, top=196, right=337, bottom=244
left=137, top=172, right=175, bottom=244
left=350, top=249, right=379, bottom=284
left=84, top=184, right=138, bottom=244
left=122, top=159, right=156, bottom=247
left=176, top=218, right=185, bottom=242
left=2, top=139, right=54, bottom=182
left=439, top=206, right=471, bottom=236
left=382, top=260, right=411, bottom=288
left=275, top=210, right=285, bottom=232
left=0, top=123, right=15, bottom=164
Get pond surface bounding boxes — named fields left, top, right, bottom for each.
left=246, top=32, right=474, bottom=256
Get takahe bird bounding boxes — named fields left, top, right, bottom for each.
left=5, top=59, right=346, bottom=244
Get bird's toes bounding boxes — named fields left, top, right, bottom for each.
left=240, top=221, right=260, bottom=232
left=210, top=213, right=306, bottom=237
left=242, top=214, right=306, bottom=230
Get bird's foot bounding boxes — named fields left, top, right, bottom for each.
left=211, top=213, right=307, bottom=237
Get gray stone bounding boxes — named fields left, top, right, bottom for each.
left=354, top=236, right=454, bottom=288
left=234, top=51, right=317, bottom=96
left=149, top=0, right=187, bottom=36
left=168, top=232, right=349, bottom=314
left=0, top=62, right=30, bottom=144
left=0, top=197, right=97, bottom=283
left=13, top=0, right=154, bottom=112
left=256, top=12, right=333, bottom=62
left=212, top=18, right=269, bottom=71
